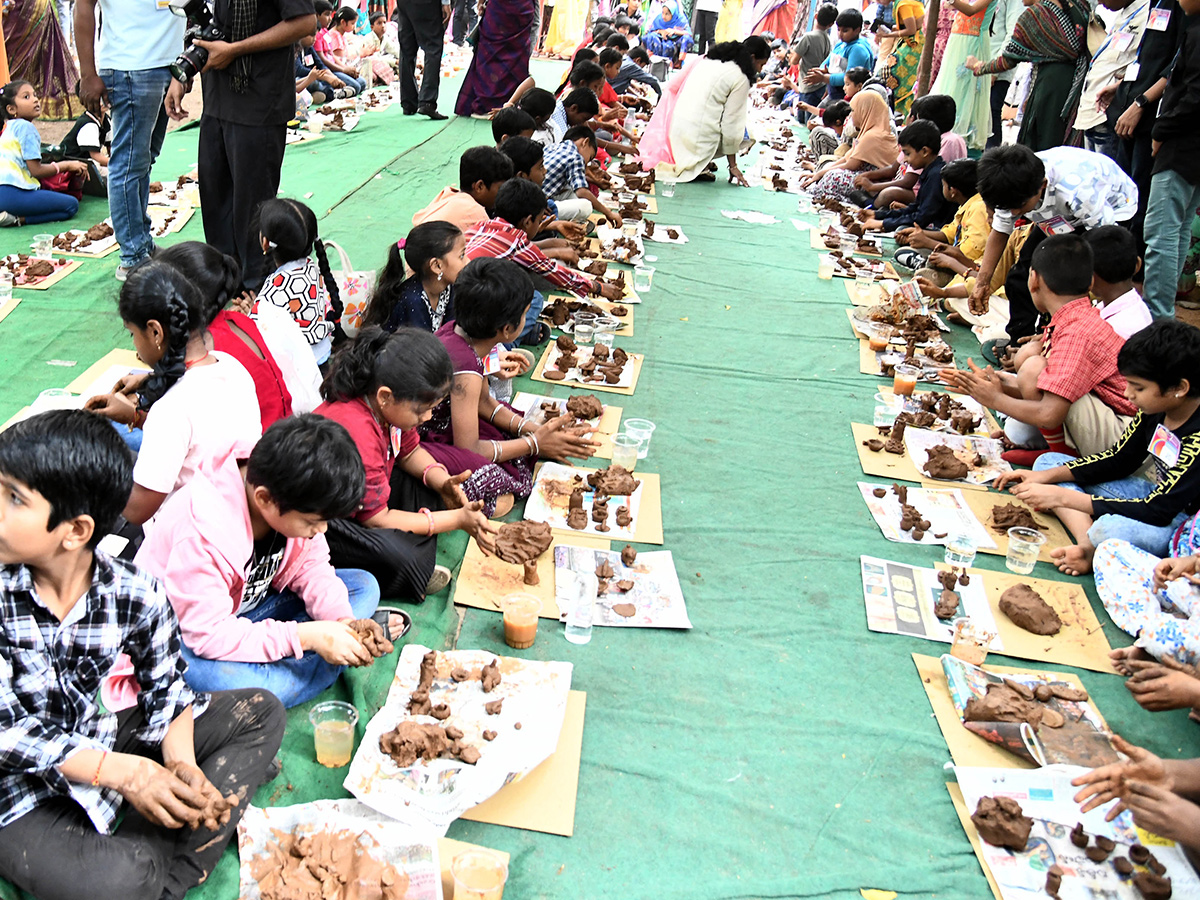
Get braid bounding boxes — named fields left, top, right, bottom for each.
left=137, top=288, right=191, bottom=410
left=313, top=236, right=345, bottom=341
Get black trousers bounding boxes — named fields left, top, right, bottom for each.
left=451, top=0, right=477, bottom=44
left=395, top=0, right=445, bottom=111
left=1114, top=131, right=1155, bottom=278
left=987, top=77, right=1008, bottom=149
left=197, top=116, right=286, bottom=291
left=325, top=468, right=440, bottom=600
left=0, top=690, right=284, bottom=900
left=693, top=10, right=717, bottom=54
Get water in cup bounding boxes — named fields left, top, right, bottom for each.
left=817, top=255, right=835, bottom=280
left=623, top=418, right=655, bottom=459
left=943, top=534, right=977, bottom=568
left=564, top=571, right=598, bottom=644
left=574, top=323, right=594, bottom=345
left=451, top=849, right=508, bottom=900
left=661, top=179, right=676, bottom=197
left=1005, top=527, right=1046, bottom=575
left=308, top=700, right=358, bottom=767
left=892, top=364, right=920, bottom=396
left=31, top=234, right=53, bottom=260
left=611, top=433, right=639, bottom=470
left=633, top=266, right=654, bottom=292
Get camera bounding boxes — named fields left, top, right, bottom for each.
left=168, top=0, right=226, bottom=83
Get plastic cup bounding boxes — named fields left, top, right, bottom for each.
left=451, top=848, right=508, bottom=900
left=943, top=534, right=978, bottom=568
left=624, top=417, right=655, bottom=459
left=1005, top=527, right=1046, bottom=575
left=307, top=117, right=324, bottom=135
left=817, top=254, right=835, bottom=280
left=573, top=311, right=597, bottom=330
left=31, top=234, right=53, bottom=260
left=354, top=93, right=367, bottom=115
left=611, top=433, right=640, bottom=470
left=621, top=221, right=639, bottom=238
left=389, top=81, right=402, bottom=101
left=502, top=593, right=542, bottom=649
left=892, top=364, right=920, bottom=396
left=796, top=193, right=813, bottom=214
left=308, top=700, right=358, bottom=767
left=0, top=271, right=12, bottom=302
left=818, top=210, right=837, bottom=230
left=593, top=326, right=615, bottom=348
left=592, top=315, right=619, bottom=348
left=856, top=269, right=875, bottom=299
left=839, top=236, right=857, bottom=257
left=633, top=266, right=654, bottom=292
left=574, top=322, right=594, bottom=345
left=867, top=323, right=890, bottom=353
left=661, top=179, right=676, bottom=197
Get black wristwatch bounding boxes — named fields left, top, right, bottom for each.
left=1134, top=94, right=1149, bottom=108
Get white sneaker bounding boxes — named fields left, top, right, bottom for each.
left=424, top=564, right=452, bottom=596
left=115, top=264, right=130, bottom=282
left=0, top=212, right=18, bottom=227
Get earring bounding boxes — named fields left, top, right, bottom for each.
left=438, top=272, right=443, bottom=282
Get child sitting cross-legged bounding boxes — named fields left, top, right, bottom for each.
left=135, top=414, right=386, bottom=708
left=993, top=320, right=1200, bottom=576
left=1085, top=225, right=1152, bottom=340
left=862, top=120, right=956, bottom=234
left=541, top=125, right=623, bottom=226
left=0, top=81, right=89, bottom=225
left=420, top=257, right=601, bottom=516
left=808, top=101, right=851, bottom=159
left=0, top=409, right=284, bottom=900
left=498, top=135, right=590, bottom=244
left=893, top=158, right=988, bottom=288
left=315, top=327, right=498, bottom=599
left=365, top=222, right=467, bottom=334
left=411, top=146, right=514, bottom=236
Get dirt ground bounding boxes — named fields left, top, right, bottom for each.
left=38, top=78, right=203, bottom=143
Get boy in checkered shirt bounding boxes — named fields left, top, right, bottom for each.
left=0, top=410, right=284, bottom=900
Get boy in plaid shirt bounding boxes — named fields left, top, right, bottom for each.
left=0, top=410, right=284, bottom=900
left=541, top=126, right=623, bottom=226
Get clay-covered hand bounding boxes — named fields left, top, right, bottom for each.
left=1123, top=658, right=1200, bottom=711
left=992, top=470, right=1032, bottom=492
left=1123, top=780, right=1200, bottom=847
left=298, top=620, right=374, bottom=667
left=914, top=276, right=946, bottom=299
left=534, top=415, right=600, bottom=462
left=114, top=755, right=209, bottom=829
left=84, top=392, right=138, bottom=425
left=1006, top=481, right=1069, bottom=511
left=552, top=220, right=587, bottom=241
left=967, top=279, right=991, bottom=316
left=606, top=210, right=623, bottom=228
left=598, top=281, right=623, bottom=301
left=348, top=617, right=394, bottom=658
left=952, top=358, right=1004, bottom=406
left=165, top=760, right=237, bottom=831
left=1071, top=735, right=1172, bottom=819
left=552, top=246, right=581, bottom=266
left=458, top=502, right=498, bottom=555
left=853, top=172, right=874, bottom=189
left=112, top=371, right=150, bottom=396
left=437, top=470, right=471, bottom=510
left=499, top=349, right=532, bottom=377
left=1153, top=554, right=1200, bottom=590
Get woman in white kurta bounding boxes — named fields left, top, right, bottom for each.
left=637, top=36, right=771, bottom=183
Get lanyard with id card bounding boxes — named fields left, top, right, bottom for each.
left=1149, top=423, right=1182, bottom=468
left=1148, top=7, right=1171, bottom=30
left=156, top=0, right=172, bottom=8
left=1037, top=215, right=1075, bottom=236
left=482, top=345, right=504, bottom=376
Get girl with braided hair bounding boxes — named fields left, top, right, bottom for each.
left=256, top=198, right=345, bottom=366
left=84, top=261, right=261, bottom=526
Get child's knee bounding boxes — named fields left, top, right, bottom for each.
left=91, top=844, right=167, bottom=900
left=341, top=568, right=382, bottom=616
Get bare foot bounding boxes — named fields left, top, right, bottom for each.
left=1051, top=543, right=1094, bottom=576
left=1110, top=644, right=1152, bottom=676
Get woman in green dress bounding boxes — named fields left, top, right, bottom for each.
left=931, top=0, right=998, bottom=151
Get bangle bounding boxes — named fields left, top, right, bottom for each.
left=422, top=461, right=447, bottom=486
left=52, top=161, right=60, bottom=174
left=489, top=406, right=502, bottom=424
left=490, top=440, right=500, bottom=462
left=418, top=507, right=435, bottom=536
left=528, top=434, right=539, bottom=456
left=92, top=750, right=107, bottom=787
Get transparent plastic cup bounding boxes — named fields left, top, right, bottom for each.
left=611, top=433, right=640, bottom=470
left=633, top=266, right=654, bottom=292
left=661, top=179, right=676, bottom=197
left=623, top=418, right=655, bottom=459
left=839, top=236, right=857, bottom=257
left=451, top=848, right=508, bottom=900
left=856, top=269, right=874, bottom=299
left=1006, top=527, right=1046, bottom=575
left=309, top=701, right=358, bottom=767
left=867, top=323, right=890, bottom=352
left=592, top=315, right=619, bottom=348
left=892, top=364, right=920, bottom=396
left=817, top=254, right=835, bottom=280
left=944, top=534, right=978, bottom=568
left=502, top=593, right=542, bottom=649
left=31, top=234, right=53, bottom=260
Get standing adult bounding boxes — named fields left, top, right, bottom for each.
left=1141, top=0, right=1200, bottom=319
left=750, top=0, right=796, bottom=42
left=455, top=0, right=538, bottom=115
left=75, top=0, right=184, bottom=282
left=164, top=0, right=316, bottom=291
left=874, top=0, right=925, bottom=118
left=451, top=0, right=478, bottom=44
left=395, top=0, right=451, bottom=117
left=932, top=0, right=998, bottom=151
left=693, top=0, right=721, bottom=55
left=1072, top=0, right=1151, bottom=156
left=965, top=0, right=1090, bottom=152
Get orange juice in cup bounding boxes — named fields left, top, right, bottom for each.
left=502, top=593, right=541, bottom=649
left=892, top=363, right=920, bottom=396
left=452, top=849, right=508, bottom=900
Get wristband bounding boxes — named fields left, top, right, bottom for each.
left=52, top=161, right=60, bottom=174
left=92, top=751, right=107, bottom=787
left=419, top=507, right=435, bottom=536
left=422, top=462, right=447, bottom=486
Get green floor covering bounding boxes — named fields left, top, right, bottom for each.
left=0, top=62, right=1196, bottom=899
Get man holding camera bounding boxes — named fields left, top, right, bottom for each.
left=164, top=0, right=316, bottom=290
left=75, top=0, right=185, bottom=282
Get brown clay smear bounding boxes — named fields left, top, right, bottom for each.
left=493, top=520, right=554, bottom=565
left=249, top=828, right=410, bottom=900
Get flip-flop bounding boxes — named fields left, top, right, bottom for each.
left=980, top=338, right=1009, bottom=368
left=371, top=606, right=412, bottom=647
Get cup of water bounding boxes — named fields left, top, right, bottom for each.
left=818, top=210, right=837, bottom=230
left=1005, top=527, right=1047, bottom=575
left=31, top=234, right=54, bottom=260
left=633, top=266, right=654, bottom=292
left=623, top=418, right=655, bottom=459
left=661, top=179, right=676, bottom=198
left=611, top=433, right=640, bottom=470
left=593, top=315, right=619, bottom=347
left=574, top=322, right=594, bottom=345
left=796, top=194, right=813, bottom=214
left=621, top=221, right=639, bottom=239
left=309, top=700, right=358, bottom=767
left=839, top=236, right=857, bottom=257
left=307, top=116, right=325, bottom=134
left=354, top=92, right=367, bottom=115
left=943, top=533, right=977, bottom=568
left=817, top=254, right=835, bottom=280
left=855, top=269, right=875, bottom=300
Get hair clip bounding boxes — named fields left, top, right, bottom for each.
left=397, top=238, right=407, bottom=250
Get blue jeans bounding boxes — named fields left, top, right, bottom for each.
left=332, top=71, right=366, bottom=95
left=107, top=419, right=144, bottom=452
left=1036, top=452, right=1188, bottom=555
left=181, top=568, right=381, bottom=708
left=1143, top=168, right=1200, bottom=319
left=100, top=67, right=172, bottom=268
left=0, top=184, right=78, bottom=224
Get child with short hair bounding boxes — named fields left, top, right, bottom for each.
left=542, top=125, right=622, bottom=225
left=809, top=101, right=851, bottom=158
left=60, top=107, right=110, bottom=168
left=943, top=234, right=1137, bottom=470
left=0, top=81, right=88, bottom=225
left=863, top=120, right=956, bottom=232
left=83, top=262, right=261, bottom=526
left=420, top=258, right=600, bottom=515
left=499, top=136, right=589, bottom=246
left=1086, top=225, right=1152, bottom=339
left=895, top=158, right=988, bottom=286
left=0, top=409, right=284, bottom=900
left=491, top=107, right=537, bottom=147
left=256, top=198, right=345, bottom=365
left=136, top=414, right=385, bottom=707
left=412, top=145, right=514, bottom=234
left=315, top=328, right=497, bottom=597
left=548, top=86, right=600, bottom=143
left=518, top=87, right=558, bottom=144
left=364, top=222, right=466, bottom=332
left=996, top=319, right=1200, bottom=575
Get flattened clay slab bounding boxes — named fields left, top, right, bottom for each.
left=999, top=584, right=1063, bottom=636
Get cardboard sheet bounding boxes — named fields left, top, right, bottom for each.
left=845, top=279, right=891, bottom=306
left=454, top=529, right=612, bottom=619
left=530, top=343, right=645, bottom=396
left=859, top=342, right=948, bottom=381
left=852, top=422, right=988, bottom=491
left=912, top=653, right=1108, bottom=770
left=0, top=406, right=30, bottom=433
left=946, top=783, right=1004, bottom=900
left=511, top=390, right=623, bottom=459
left=0, top=297, right=19, bottom=325
left=65, top=348, right=144, bottom=393
left=542, top=294, right=634, bottom=336
left=6, top=259, right=81, bottom=291
left=460, top=690, right=585, bottom=836
left=149, top=204, right=195, bottom=236
left=438, top=839, right=510, bottom=899
left=529, top=462, right=664, bottom=545
left=959, top=489, right=1074, bottom=565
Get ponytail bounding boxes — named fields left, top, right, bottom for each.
left=156, top=240, right=243, bottom=325
left=362, top=241, right=410, bottom=330
left=117, top=261, right=205, bottom=409
left=320, top=326, right=453, bottom=406
left=707, top=37, right=770, bottom=84
left=258, top=197, right=343, bottom=333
